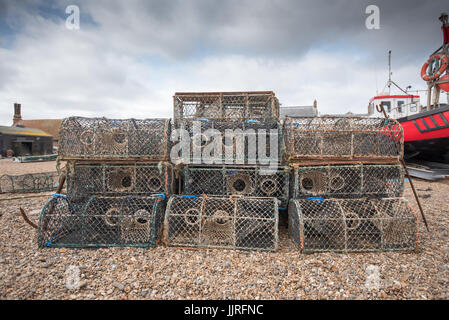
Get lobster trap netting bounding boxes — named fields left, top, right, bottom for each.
left=288, top=197, right=418, bottom=253
left=283, top=117, right=403, bottom=161
left=172, top=119, right=282, bottom=164
left=66, top=162, right=174, bottom=201
left=58, top=117, right=171, bottom=160
left=0, top=172, right=59, bottom=193
left=173, top=91, right=279, bottom=124
left=37, top=194, right=166, bottom=248
left=291, top=164, right=404, bottom=198
left=164, top=195, right=279, bottom=251
left=183, top=166, right=289, bottom=208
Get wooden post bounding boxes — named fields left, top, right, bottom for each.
left=433, top=84, right=441, bottom=108
left=427, top=83, right=432, bottom=110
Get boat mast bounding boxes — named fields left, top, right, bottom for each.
left=388, top=50, right=392, bottom=95
left=384, top=50, right=408, bottom=95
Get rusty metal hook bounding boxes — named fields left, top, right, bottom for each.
left=19, top=207, right=38, bottom=229
left=375, top=103, right=385, bottom=114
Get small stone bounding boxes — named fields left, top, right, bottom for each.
left=79, top=281, right=88, bottom=289
left=113, top=282, right=125, bottom=291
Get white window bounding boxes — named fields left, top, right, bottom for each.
left=381, top=101, right=391, bottom=112
left=410, top=103, right=417, bottom=112
left=397, top=101, right=404, bottom=113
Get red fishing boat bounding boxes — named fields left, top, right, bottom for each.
left=368, top=13, right=449, bottom=164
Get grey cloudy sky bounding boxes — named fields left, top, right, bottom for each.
left=0, top=0, right=447, bottom=125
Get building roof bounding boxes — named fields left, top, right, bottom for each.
left=0, top=125, right=53, bottom=137
left=322, top=112, right=370, bottom=117
left=174, top=91, right=275, bottom=96
left=280, top=106, right=317, bottom=118
left=20, top=119, right=61, bottom=140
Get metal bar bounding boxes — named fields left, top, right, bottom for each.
left=376, top=103, right=429, bottom=231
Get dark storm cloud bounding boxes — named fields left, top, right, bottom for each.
left=0, top=0, right=447, bottom=124
left=75, top=0, right=447, bottom=64
left=2, top=0, right=447, bottom=63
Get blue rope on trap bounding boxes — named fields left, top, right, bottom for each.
left=45, top=194, right=70, bottom=247
left=181, top=195, right=198, bottom=201
left=307, top=196, right=324, bottom=204
left=52, top=193, right=67, bottom=199
left=45, top=225, right=63, bottom=247
left=45, top=219, right=65, bottom=247
left=154, top=193, right=166, bottom=200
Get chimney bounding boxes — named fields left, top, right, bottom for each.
left=13, top=103, right=23, bottom=126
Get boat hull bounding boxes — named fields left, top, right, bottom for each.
left=398, top=105, right=449, bottom=163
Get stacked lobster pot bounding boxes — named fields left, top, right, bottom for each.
left=164, top=91, right=286, bottom=251
left=0, top=172, right=59, bottom=194
left=284, top=116, right=418, bottom=253
left=37, top=117, right=173, bottom=248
